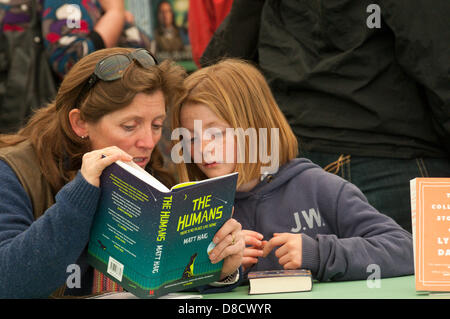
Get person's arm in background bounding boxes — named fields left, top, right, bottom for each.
left=379, top=0, right=450, bottom=153
left=93, top=0, right=125, bottom=48
left=188, top=0, right=233, bottom=68
left=42, top=0, right=126, bottom=79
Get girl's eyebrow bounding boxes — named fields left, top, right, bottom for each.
left=181, top=119, right=227, bottom=133
left=203, top=120, right=227, bottom=129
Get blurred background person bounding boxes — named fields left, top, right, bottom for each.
left=154, top=0, right=184, bottom=53
left=0, top=0, right=152, bottom=133
left=201, top=0, right=450, bottom=233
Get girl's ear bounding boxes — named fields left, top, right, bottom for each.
left=68, top=109, right=89, bottom=138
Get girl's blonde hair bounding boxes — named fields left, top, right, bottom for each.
left=0, top=47, right=186, bottom=192
left=171, top=58, right=298, bottom=187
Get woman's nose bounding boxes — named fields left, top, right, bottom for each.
left=136, top=130, right=157, bottom=149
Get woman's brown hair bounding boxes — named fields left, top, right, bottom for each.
left=0, top=47, right=186, bottom=193
left=171, top=58, right=298, bottom=187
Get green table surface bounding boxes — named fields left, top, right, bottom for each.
left=198, top=275, right=450, bottom=299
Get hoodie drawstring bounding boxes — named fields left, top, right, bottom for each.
left=323, top=154, right=351, bottom=175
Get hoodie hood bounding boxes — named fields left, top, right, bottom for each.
left=235, top=158, right=319, bottom=200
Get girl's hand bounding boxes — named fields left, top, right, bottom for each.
left=262, top=233, right=303, bottom=270
left=242, top=230, right=265, bottom=271
left=80, top=146, right=132, bottom=187
left=209, top=218, right=245, bottom=280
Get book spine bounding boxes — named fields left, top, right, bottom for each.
left=410, top=178, right=417, bottom=273
left=149, top=195, right=173, bottom=295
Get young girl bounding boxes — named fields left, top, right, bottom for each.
left=171, top=58, right=414, bottom=281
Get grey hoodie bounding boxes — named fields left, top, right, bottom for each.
left=234, top=158, right=414, bottom=281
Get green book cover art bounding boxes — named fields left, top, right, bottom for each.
left=87, top=162, right=238, bottom=298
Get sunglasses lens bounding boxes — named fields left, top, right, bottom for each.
left=95, top=55, right=131, bottom=81
left=133, top=49, right=157, bottom=68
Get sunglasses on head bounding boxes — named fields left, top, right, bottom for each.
left=75, top=48, right=158, bottom=108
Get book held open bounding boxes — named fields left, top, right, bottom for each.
left=87, top=160, right=238, bottom=298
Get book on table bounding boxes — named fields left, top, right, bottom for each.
left=410, top=178, right=450, bottom=293
left=86, top=160, right=238, bottom=298
left=248, top=269, right=313, bottom=295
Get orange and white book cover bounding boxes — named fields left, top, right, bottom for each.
left=410, top=178, right=450, bottom=292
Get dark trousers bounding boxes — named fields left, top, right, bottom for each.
left=301, top=150, right=450, bottom=233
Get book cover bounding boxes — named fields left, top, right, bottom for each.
left=248, top=269, right=313, bottom=295
left=87, top=161, right=238, bottom=298
left=410, top=178, right=450, bottom=292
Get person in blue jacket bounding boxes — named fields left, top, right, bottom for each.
left=171, top=58, right=414, bottom=281
left=0, top=48, right=244, bottom=298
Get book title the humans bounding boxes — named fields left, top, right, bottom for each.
left=153, top=195, right=173, bottom=274
left=177, top=195, right=223, bottom=233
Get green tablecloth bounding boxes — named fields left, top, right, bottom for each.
left=200, top=275, right=450, bottom=299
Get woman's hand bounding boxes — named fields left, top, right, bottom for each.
left=262, top=233, right=303, bottom=270
left=209, top=218, right=245, bottom=280
left=80, top=146, right=132, bottom=187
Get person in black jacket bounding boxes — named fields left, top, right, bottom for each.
left=201, top=0, right=450, bottom=233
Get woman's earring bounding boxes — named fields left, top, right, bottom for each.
left=81, top=135, right=88, bottom=139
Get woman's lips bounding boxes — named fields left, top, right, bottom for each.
left=133, top=157, right=149, bottom=167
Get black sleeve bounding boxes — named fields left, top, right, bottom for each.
left=87, top=30, right=106, bottom=51
left=200, top=0, right=266, bottom=67
left=380, top=0, right=450, bottom=152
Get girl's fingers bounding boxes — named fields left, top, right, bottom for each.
left=262, top=234, right=288, bottom=257
left=245, top=235, right=263, bottom=247
left=274, top=242, right=291, bottom=259
left=242, top=230, right=264, bottom=239
left=242, top=256, right=259, bottom=267
left=244, top=246, right=264, bottom=258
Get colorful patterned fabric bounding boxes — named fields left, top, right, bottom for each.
left=92, top=269, right=124, bottom=294
left=0, top=0, right=152, bottom=80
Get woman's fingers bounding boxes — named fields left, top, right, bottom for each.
left=209, top=220, right=243, bottom=263
left=81, top=146, right=132, bottom=187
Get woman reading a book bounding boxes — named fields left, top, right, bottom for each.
left=0, top=48, right=244, bottom=298
left=171, top=58, right=415, bottom=282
